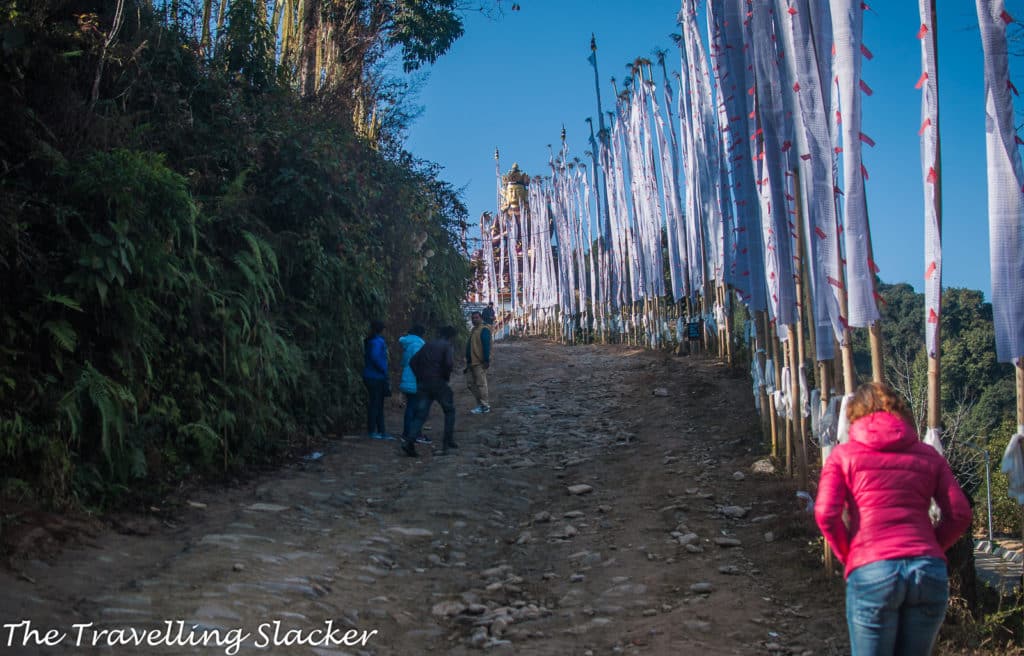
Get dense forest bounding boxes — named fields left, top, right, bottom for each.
left=0, top=0, right=474, bottom=509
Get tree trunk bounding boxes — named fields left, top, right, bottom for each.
left=216, top=0, right=229, bottom=35
left=300, top=0, right=319, bottom=97
left=200, top=0, right=213, bottom=57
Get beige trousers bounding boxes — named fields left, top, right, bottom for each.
left=467, top=364, right=490, bottom=407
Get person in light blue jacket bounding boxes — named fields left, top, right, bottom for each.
left=362, top=319, right=392, bottom=440
left=398, top=325, right=427, bottom=443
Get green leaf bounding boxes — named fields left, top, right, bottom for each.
left=44, top=294, right=83, bottom=312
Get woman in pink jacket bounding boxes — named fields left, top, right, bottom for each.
left=815, top=382, right=972, bottom=656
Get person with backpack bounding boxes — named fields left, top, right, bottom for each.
left=404, top=326, right=458, bottom=457
left=362, top=319, right=393, bottom=440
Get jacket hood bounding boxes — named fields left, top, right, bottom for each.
left=399, top=334, right=425, bottom=348
left=848, top=411, right=919, bottom=452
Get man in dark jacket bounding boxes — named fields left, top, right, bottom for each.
left=404, top=326, right=458, bottom=457
left=481, top=302, right=496, bottom=325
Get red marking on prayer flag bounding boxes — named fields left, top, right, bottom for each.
left=748, top=85, right=756, bottom=96
left=770, top=272, right=777, bottom=280
left=860, top=79, right=874, bottom=95
left=750, top=110, right=756, bottom=119
left=751, top=128, right=764, bottom=140
left=834, top=185, right=845, bottom=196
left=925, top=261, right=937, bottom=280
left=915, top=72, right=928, bottom=90
left=793, top=81, right=801, bottom=92
left=1016, top=135, right=1024, bottom=146
left=815, top=227, right=828, bottom=240
left=860, top=133, right=876, bottom=147
left=927, top=167, right=938, bottom=183
left=1001, top=10, right=1014, bottom=24
left=861, top=44, right=873, bottom=60
left=1009, top=80, right=1020, bottom=96
left=919, top=117, right=932, bottom=136
left=782, top=140, right=793, bottom=152
left=832, top=43, right=836, bottom=57
left=788, top=6, right=797, bottom=15
left=836, top=110, right=843, bottom=124
left=928, top=308, right=939, bottom=323
left=861, top=164, right=869, bottom=180
left=827, top=276, right=845, bottom=290
left=869, top=259, right=880, bottom=274
left=862, top=2, right=870, bottom=10
left=785, top=193, right=795, bottom=201
left=800, top=153, right=811, bottom=161
left=834, top=146, right=843, bottom=154
left=917, top=23, right=928, bottom=39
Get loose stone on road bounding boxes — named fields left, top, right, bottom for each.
left=0, top=338, right=847, bottom=655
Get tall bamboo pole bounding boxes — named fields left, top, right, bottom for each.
left=1017, top=360, right=1024, bottom=579
left=792, top=167, right=810, bottom=489
left=926, top=0, right=944, bottom=434
left=755, top=310, right=771, bottom=441
left=766, top=314, right=780, bottom=456
left=784, top=336, right=795, bottom=476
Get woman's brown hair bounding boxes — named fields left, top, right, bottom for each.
left=846, top=381, right=915, bottom=425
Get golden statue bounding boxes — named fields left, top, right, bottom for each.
left=501, top=163, right=530, bottom=214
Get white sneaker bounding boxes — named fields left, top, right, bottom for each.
left=470, top=405, right=491, bottom=415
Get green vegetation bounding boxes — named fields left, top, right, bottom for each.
left=0, top=0, right=472, bottom=509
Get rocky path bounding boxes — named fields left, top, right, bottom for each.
left=1, top=339, right=848, bottom=655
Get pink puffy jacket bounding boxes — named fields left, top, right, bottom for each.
left=815, top=411, right=972, bottom=579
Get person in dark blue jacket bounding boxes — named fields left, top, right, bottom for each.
left=362, top=319, right=393, bottom=440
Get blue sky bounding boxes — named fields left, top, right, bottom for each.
left=405, top=1, right=1015, bottom=299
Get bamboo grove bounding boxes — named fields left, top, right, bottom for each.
left=0, top=0, right=475, bottom=507
left=470, top=0, right=1024, bottom=520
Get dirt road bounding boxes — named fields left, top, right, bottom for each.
left=0, top=339, right=848, bottom=655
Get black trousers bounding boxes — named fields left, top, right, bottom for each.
left=405, top=379, right=455, bottom=445
left=363, top=377, right=387, bottom=434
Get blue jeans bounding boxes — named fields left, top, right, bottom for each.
left=846, top=557, right=948, bottom=656
left=402, top=392, right=421, bottom=438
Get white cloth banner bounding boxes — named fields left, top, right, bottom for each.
left=976, top=0, right=1024, bottom=362
left=750, top=1, right=798, bottom=327
left=708, top=0, right=767, bottom=312
left=919, top=0, right=942, bottom=358
left=785, top=0, right=845, bottom=358
left=830, top=0, right=880, bottom=327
